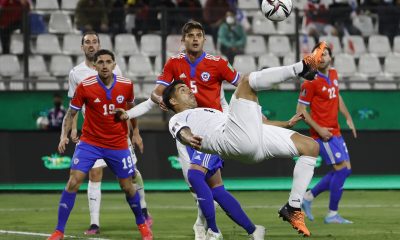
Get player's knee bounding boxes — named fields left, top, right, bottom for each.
left=297, top=136, right=319, bottom=157
left=89, top=167, right=103, bottom=181
left=119, top=181, right=135, bottom=195
left=66, top=176, right=82, bottom=192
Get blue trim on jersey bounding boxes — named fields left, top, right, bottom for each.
left=156, top=80, right=170, bottom=86
left=231, top=72, right=240, bottom=85
left=185, top=52, right=206, bottom=78
left=97, top=74, right=117, bottom=100
left=317, top=72, right=331, bottom=85
left=298, top=99, right=310, bottom=105
left=69, top=103, right=81, bottom=111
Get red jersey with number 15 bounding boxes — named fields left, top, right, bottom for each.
left=70, top=75, right=134, bottom=149
left=298, top=68, right=341, bottom=139
left=157, top=52, right=240, bottom=111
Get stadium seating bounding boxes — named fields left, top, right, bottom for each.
left=35, top=34, right=62, bottom=55
left=358, top=53, right=382, bottom=79
left=368, top=35, right=391, bottom=57
left=35, top=0, right=59, bottom=12
left=245, top=35, right=267, bottom=56
left=204, top=34, right=217, bottom=55
left=392, top=36, right=400, bottom=54
left=233, top=54, right=257, bottom=73
left=29, top=55, right=50, bottom=77
left=268, top=35, right=291, bottom=57
left=252, top=12, right=276, bottom=35
left=343, top=35, right=367, bottom=57
left=10, top=34, right=24, bottom=55
left=384, top=53, right=400, bottom=78
left=258, top=53, right=281, bottom=69
left=238, top=0, right=259, bottom=10
left=115, top=34, right=140, bottom=56
left=166, top=34, right=183, bottom=56
left=0, top=55, right=21, bottom=77
left=276, top=15, right=296, bottom=34
left=299, top=35, right=316, bottom=55
left=128, top=55, right=153, bottom=77
left=141, top=34, right=162, bottom=57
left=283, top=52, right=295, bottom=66
left=98, top=33, right=113, bottom=51
left=61, top=0, right=78, bottom=11
left=48, top=11, right=74, bottom=34
left=334, top=53, right=357, bottom=79
left=50, top=55, right=73, bottom=77
left=63, top=33, right=82, bottom=55
left=352, top=15, right=375, bottom=37
left=115, top=56, right=127, bottom=76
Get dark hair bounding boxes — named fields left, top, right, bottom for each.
left=181, top=20, right=205, bottom=41
left=81, top=31, right=100, bottom=45
left=162, top=80, right=186, bottom=111
left=312, top=42, right=332, bottom=57
left=94, top=49, right=115, bottom=62
left=53, top=92, right=62, bottom=98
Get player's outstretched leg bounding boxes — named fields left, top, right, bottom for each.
left=133, top=169, right=153, bottom=228
left=247, top=41, right=327, bottom=91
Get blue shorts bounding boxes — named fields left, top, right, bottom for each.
left=71, top=141, right=135, bottom=179
left=316, top=136, right=350, bottom=165
left=186, top=146, right=224, bottom=179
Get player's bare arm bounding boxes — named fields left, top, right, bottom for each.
left=58, top=108, right=78, bottom=153
left=297, top=103, right=333, bottom=141
left=70, top=113, right=79, bottom=143
left=151, top=84, right=168, bottom=111
left=127, top=102, right=144, bottom=153
left=177, top=127, right=202, bottom=150
left=263, top=112, right=305, bottom=128
left=339, top=94, right=357, bottom=138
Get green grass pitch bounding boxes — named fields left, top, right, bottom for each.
left=1, top=191, right=400, bottom=239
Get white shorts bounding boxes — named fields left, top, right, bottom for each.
left=202, top=96, right=298, bottom=163
left=91, top=138, right=138, bottom=169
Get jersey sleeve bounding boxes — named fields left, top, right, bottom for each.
left=157, top=58, right=174, bottom=87
left=67, top=70, right=78, bottom=98
left=218, top=58, right=240, bottom=86
left=70, top=83, right=85, bottom=111
left=298, top=81, right=315, bottom=106
left=168, top=113, right=189, bottom=139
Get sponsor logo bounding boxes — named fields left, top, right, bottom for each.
left=201, top=72, right=210, bottom=82
left=291, top=199, right=301, bottom=202
left=59, top=203, right=68, bottom=209
left=94, top=98, right=101, bottom=103
left=116, top=95, right=124, bottom=104
left=179, top=73, right=187, bottom=79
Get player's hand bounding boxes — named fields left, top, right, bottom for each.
left=70, top=128, right=79, bottom=143
left=158, top=100, right=169, bottom=112
left=287, top=112, right=305, bottom=128
left=58, top=137, right=69, bottom=154
left=112, top=108, right=129, bottom=121
left=318, top=127, right=333, bottom=141
left=132, top=132, right=144, bottom=154
left=347, top=119, right=357, bottom=138
left=189, top=135, right=203, bottom=150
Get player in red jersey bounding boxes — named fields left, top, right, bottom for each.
left=47, top=50, right=152, bottom=240
left=297, top=44, right=357, bottom=224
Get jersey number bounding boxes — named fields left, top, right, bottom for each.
left=190, top=81, right=198, bottom=94
left=103, top=104, right=115, bottom=115
left=122, top=156, right=134, bottom=169
left=327, top=87, right=337, bottom=99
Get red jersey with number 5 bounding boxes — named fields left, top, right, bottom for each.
left=70, top=74, right=134, bottom=149
left=157, top=52, right=240, bottom=111
left=298, top=68, right=341, bottom=139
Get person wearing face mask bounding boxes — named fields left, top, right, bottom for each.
left=47, top=93, right=67, bottom=131
left=217, top=11, right=246, bottom=64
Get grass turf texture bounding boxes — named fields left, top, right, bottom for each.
left=0, top=191, right=399, bottom=240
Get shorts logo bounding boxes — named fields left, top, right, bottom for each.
left=201, top=72, right=210, bottom=82
left=116, top=95, right=124, bottom=104
left=73, top=158, right=79, bottom=165
left=334, top=79, right=338, bottom=86
left=335, top=152, right=341, bottom=158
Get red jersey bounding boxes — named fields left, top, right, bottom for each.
left=298, top=68, right=341, bottom=139
left=157, top=52, right=240, bottom=111
left=70, top=75, right=134, bottom=149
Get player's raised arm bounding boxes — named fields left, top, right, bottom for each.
left=339, top=94, right=357, bottom=138
left=58, top=108, right=78, bottom=153
left=263, top=112, right=305, bottom=128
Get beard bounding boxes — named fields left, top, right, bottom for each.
left=85, top=51, right=96, bottom=62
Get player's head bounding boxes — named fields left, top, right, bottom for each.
left=181, top=20, right=206, bottom=55
left=163, top=80, right=197, bottom=113
left=53, top=93, right=63, bottom=109
left=312, top=43, right=332, bottom=71
left=81, top=31, right=100, bottom=61
left=93, top=49, right=116, bottom=79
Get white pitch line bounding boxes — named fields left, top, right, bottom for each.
left=0, top=230, right=110, bottom=239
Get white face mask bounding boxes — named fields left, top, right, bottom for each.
left=226, top=16, right=235, bottom=25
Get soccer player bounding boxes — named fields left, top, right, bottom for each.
left=118, top=41, right=327, bottom=237
left=47, top=49, right=153, bottom=240
left=68, top=31, right=151, bottom=234
left=297, top=44, right=357, bottom=224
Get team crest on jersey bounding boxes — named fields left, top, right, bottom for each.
left=201, top=72, right=210, bottom=82
left=333, top=79, right=338, bottom=86
left=116, top=95, right=124, bottom=104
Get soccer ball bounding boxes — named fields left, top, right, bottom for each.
left=261, top=0, right=293, bottom=22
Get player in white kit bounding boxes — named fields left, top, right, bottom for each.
left=68, top=31, right=151, bottom=235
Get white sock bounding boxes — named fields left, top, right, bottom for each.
left=248, top=62, right=303, bottom=91
left=327, top=210, right=338, bottom=217
left=304, top=190, right=315, bottom=201
left=289, top=156, right=316, bottom=208
left=133, top=170, right=147, bottom=209
left=88, top=181, right=101, bottom=226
